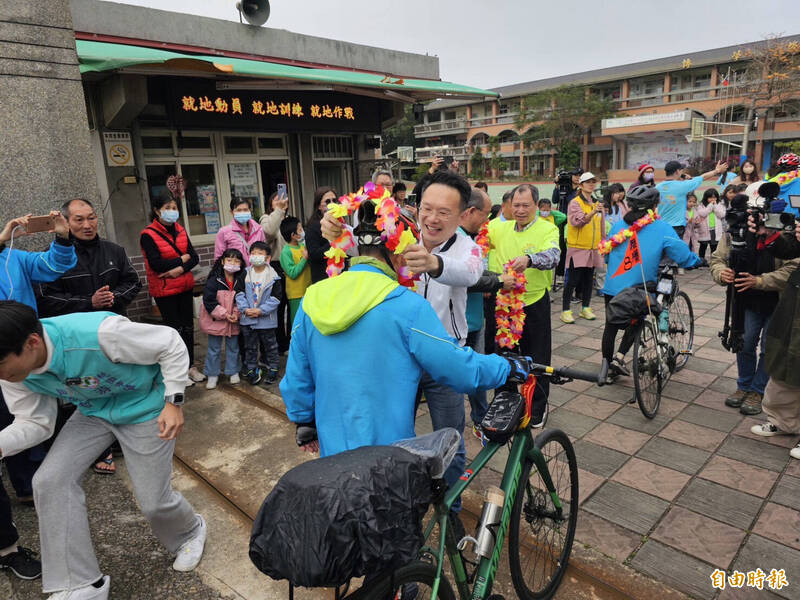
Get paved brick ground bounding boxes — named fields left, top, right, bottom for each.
left=533, top=269, right=799, bottom=600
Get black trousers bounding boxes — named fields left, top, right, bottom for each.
left=483, top=292, right=496, bottom=355
left=271, top=260, right=291, bottom=353
left=601, top=294, right=637, bottom=361
left=518, top=293, right=552, bottom=418
left=0, top=391, right=22, bottom=550
left=563, top=261, right=595, bottom=311
left=155, top=291, right=195, bottom=364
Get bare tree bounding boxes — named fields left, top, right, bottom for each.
left=733, top=36, right=800, bottom=157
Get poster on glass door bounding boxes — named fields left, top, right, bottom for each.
left=229, top=163, right=260, bottom=206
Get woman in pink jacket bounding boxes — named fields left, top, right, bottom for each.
left=696, top=188, right=727, bottom=262
left=214, top=199, right=266, bottom=266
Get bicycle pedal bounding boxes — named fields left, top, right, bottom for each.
left=678, top=349, right=693, bottom=356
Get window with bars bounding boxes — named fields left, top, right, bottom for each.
left=312, top=136, right=354, bottom=159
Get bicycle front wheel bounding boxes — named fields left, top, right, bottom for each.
left=350, top=560, right=456, bottom=600
left=509, top=429, right=579, bottom=600
left=634, top=320, right=662, bottom=419
left=669, top=291, right=695, bottom=372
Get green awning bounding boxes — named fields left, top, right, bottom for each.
left=76, top=40, right=497, bottom=100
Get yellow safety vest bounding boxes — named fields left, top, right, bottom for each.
left=566, top=194, right=602, bottom=250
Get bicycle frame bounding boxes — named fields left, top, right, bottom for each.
left=419, top=426, right=562, bottom=600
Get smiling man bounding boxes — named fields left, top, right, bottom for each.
left=486, top=184, right=560, bottom=426
left=0, top=300, right=206, bottom=600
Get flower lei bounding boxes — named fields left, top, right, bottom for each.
left=769, top=169, right=799, bottom=187
left=495, top=264, right=526, bottom=349
left=323, top=182, right=419, bottom=286
left=598, top=210, right=660, bottom=255
left=474, top=223, right=527, bottom=349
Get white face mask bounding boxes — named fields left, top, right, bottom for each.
left=743, top=165, right=755, bottom=174
left=250, top=255, right=266, bottom=266
left=223, top=263, right=240, bottom=273
left=643, top=172, right=655, bottom=182
left=539, top=210, right=551, bottom=217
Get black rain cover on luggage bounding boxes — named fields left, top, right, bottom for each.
left=606, top=287, right=661, bottom=327
left=249, top=445, right=434, bottom=588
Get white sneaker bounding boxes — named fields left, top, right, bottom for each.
left=791, top=444, right=800, bottom=460
left=188, top=367, right=206, bottom=383
left=229, top=373, right=240, bottom=385
left=173, top=514, right=207, bottom=572
left=206, top=376, right=218, bottom=390
left=750, top=422, right=788, bottom=437
left=48, top=575, right=110, bottom=600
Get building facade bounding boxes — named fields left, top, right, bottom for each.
left=16, top=0, right=494, bottom=319
left=415, top=36, right=800, bottom=180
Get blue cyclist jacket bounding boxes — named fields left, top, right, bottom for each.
left=280, top=261, right=510, bottom=457
left=601, top=219, right=701, bottom=297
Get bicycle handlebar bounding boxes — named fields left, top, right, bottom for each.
left=523, top=358, right=609, bottom=387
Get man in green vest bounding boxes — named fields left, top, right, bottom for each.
left=486, top=184, right=560, bottom=426
left=0, top=300, right=206, bottom=600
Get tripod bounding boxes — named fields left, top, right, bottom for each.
left=718, top=238, right=748, bottom=353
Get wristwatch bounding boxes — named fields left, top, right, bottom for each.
left=165, top=393, right=185, bottom=407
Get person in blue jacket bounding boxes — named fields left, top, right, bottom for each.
left=280, top=197, right=521, bottom=462
left=600, top=186, right=701, bottom=379
left=0, top=211, right=76, bottom=581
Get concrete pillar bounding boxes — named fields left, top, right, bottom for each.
left=492, top=101, right=499, bottom=125
left=621, top=80, right=630, bottom=109
left=0, top=1, right=100, bottom=249
left=754, top=109, right=767, bottom=165
left=582, top=133, right=589, bottom=170
left=710, top=65, right=719, bottom=98
left=663, top=72, right=672, bottom=104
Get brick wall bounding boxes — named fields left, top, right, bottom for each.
left=127, top=243, right=216, bottom=321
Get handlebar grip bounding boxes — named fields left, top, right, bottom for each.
left=556, top=365, right=605, bottom=385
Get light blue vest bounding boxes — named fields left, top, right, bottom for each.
left=24, top=312, right=165, bottom=425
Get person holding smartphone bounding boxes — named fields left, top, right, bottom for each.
left=0, top=210, right=75, bottom=581
left=260, top=187, right=292, bottom=352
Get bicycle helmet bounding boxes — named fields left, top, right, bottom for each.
left=625, top=184, right=660, bottom=211
left=776, top=153, right=800, bottom=168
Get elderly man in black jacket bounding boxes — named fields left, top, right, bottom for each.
left=749, top=221, right=800, bottom=460
left=36, top=198, right=141, bottom=317
left=35, top=197, right=142, bottom=475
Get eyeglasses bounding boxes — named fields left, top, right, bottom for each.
left=324, top=199, right=336, bottom=205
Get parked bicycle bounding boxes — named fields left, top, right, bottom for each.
left=632, top=265, right=695, bottom=418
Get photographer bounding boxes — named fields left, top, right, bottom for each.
left=411, top=155, right=459, bottom=200
left=710, top=194, right=800, bottom=417
left=747, top=218, right=800, bottom=460
left=551, top=168, right=581, bottom=213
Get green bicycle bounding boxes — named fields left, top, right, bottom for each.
left=348, top=358, right=608, bottom=600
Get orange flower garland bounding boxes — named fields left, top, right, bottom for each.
left=473, top=222, right=527, bottom=349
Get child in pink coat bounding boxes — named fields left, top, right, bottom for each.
left=683, top=193, right=702, bottom=253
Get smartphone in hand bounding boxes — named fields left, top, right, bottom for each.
left=277, top=183, right=287, bottom=199
left=25, top=215, right=56, bottom=234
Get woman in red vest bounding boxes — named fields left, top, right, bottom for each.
left=140, top=194, right=204, bottom=383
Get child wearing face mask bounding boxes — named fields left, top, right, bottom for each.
left=199, top=248, right=245, bottom=389
left=279, top=216, right=311, bottom=329
left=235, top=241, right=282, bottom=385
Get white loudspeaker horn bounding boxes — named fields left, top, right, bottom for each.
left=236, top=0, right=270, bottom=26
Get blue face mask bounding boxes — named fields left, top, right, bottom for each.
left=160, top=209, right=179, bottom=224
left=234, top=212, right=251, bottom=224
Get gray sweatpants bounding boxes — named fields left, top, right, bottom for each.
left=32, top=411, right=201, bottom=593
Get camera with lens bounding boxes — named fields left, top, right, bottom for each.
left=556, top=170, right=572, bottom=187
left=755, top=182, right=797, bottom=232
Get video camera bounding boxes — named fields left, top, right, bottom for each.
left=556, top=170, right=573, bottom=187
left=755, top=182, right=797, bottom=232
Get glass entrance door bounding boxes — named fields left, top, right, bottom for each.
left=260, top=159, right=289, bottom=214
left=314, top=161, right=350, bottom=194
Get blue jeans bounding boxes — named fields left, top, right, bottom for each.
left=419, top=372, right=465, bottom=513
left=736, top=309, right=771, bottom=395
left=205, top=334, right=241, bottom=376
left=465, top=327, right=488, bottom=425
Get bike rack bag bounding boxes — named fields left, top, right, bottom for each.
left=249, top=444, right=437, bottom=588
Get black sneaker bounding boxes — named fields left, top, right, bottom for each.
left=0, top=547, right=41, bottom=580
left=247, top=368, right=262, bottom=385
left=264, top=369, right=278, bottom=384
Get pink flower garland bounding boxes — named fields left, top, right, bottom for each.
left=598, top=210, right=660, bottom=255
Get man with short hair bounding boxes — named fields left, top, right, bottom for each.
left=656, top=160, right=728, bottom=237
left=0, top=300, right=207, bottom=600
left=36, top=198, right=141, bottom=318
left=487, top=184, right=560, bottom=425
left=372, top=169, right=394, bottom=194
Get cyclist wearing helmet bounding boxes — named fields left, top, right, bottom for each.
left=280, top=182, right=525, bottom=458
left=766, top=153, right=800, bottom=218
left=600, top=185, right=701, bottom=379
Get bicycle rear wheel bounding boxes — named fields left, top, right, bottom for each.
left=669, top=291, right=694, bottom=372
left=509, top=429, right=578, bottom=600
left=633, top=320, right=662, bottom=419
left=348, top=560, right=456, bottom=600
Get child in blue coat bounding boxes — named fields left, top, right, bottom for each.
left=235, top=242, right=282, bottom=384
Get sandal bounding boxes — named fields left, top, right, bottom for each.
left=93, top=454, right=116, bottom=475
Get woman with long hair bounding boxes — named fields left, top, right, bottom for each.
left=733, top=159, right=760, bottom=185
left=305, top=186, right=337, bottom=283
left=604, top=183, right=628, bottom=228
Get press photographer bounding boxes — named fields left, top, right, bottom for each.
left=745, top=203, right=800, bottom=460
left=710, top=191, right=800, bottom=417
